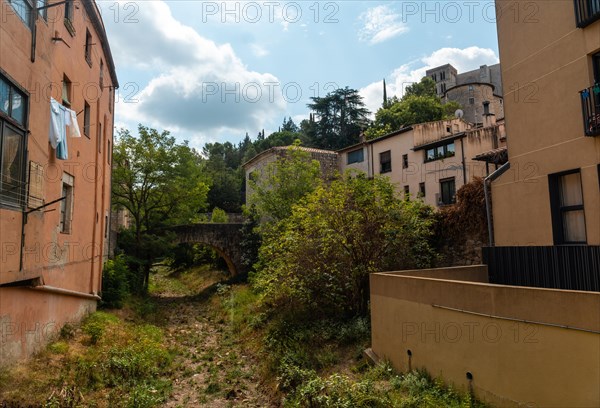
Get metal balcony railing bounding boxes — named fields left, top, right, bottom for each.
left=574, top=0, right=600, bottom=27
left=580, top=83, right=600, bottom=136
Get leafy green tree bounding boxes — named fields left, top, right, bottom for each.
left=111, top=125, right=210, bottom=291
left=248, top=142, right=322, bottom=224
left=210, top=207, right=229, bottom=223
left=366, top=77, right=461, bottom=139
left=306, top=87, right=371, bottom=149
left=252, top=172, right=437, bottom=317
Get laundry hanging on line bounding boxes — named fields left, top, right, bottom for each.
left=48, top=97, right=82, bottom=160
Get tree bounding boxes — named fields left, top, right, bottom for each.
left=281, top=116, right=299, bottom=133
left=306, top=87, right=371, bottom=150
left=366, top=77, right=461, bottom=139
left=247, top=141, right=322, bottom=224
left=252, top=172, right=437, bottom=317
left=112, top=125, right=210, bottom=291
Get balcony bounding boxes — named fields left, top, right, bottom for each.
left=580, top=84, right=600, bottom=136
left=574, top=0, right=600, bottom=27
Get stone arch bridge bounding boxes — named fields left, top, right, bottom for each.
left=164, top=223, right=246, bottom=276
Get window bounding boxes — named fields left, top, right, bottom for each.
left=99, top=59, right=104, bottom=89
left=85, top=29, right=93, bottom=66
left=347, top=148, right=364, bottom=164
left=469, top=97, right=475, bottom=105
left=441, top=71, right=446, bottom=80
left=425, top=141, right=455, bottom=162
left=0, top=76, right=27, bottom=209
left=549, top=170, right=587, bottom=244
left=62, top=75, right=71, bottom=107
left=468, top=85, right=474, bottom=92
left=380, top=150, right=391, bottom=173
left=440, top=178, right=456, bottom=205
left=574, top=0, right=600, bottom=27
left=64, top=0, right=75, bottom=35
left=419, top=182, right=426, bottom=198
left=441, top=83, right=446, bottom=93
left=107, top=140, right=111, bottom=164
left=60, top=173, right=74, bottom=233
left=0, top=123, right=26, bottom=208
left=402, top=154, right=408, bottom=169
left=83, top=101, right=90, bottom=137
left=8, top=0, right=33, bottom=29
left=37, top=0, right=47, bottom=20
left=97, top=122, right=102, bottom=153
left=404, top=185, right=410, bottom=200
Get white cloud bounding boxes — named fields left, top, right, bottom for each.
left=360, top=46, right=499, bottom=115
left=105, top=1, right=285, bottom=141
left=359, top=5, right=409, bottom=45
left=251, top=43, right=269, bottom=57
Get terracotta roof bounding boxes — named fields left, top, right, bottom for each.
left=242, top=145, right=337, bottom=168
left=472, top=146, right=508, bottom=165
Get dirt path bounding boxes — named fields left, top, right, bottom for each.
left=149, top=268, right=273, bottom=407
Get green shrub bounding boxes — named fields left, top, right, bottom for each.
left=101, top=255, right=131, bottom=308
left=252, top=172, right=437, bottom=319
left=210, top=207, right=229, bottom=223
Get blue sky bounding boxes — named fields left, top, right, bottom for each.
left=100, top=1, right=500, bottom=149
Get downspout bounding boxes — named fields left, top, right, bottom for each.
left=484, top=162, right=511, bottom=246
left=460, top=138, right=467, bottom=186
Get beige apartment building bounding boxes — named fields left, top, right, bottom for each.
left=339, top=117, right=506, bottom=208
left=491, top=0, right=600, bottom=246
left=485, top=0, right=600, bottom=286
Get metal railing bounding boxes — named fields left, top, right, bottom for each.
left=482, top=246, right=600, bottom=292
left=574, top=0, right=600, bottom=27
left=580, top=83, right=600, bottom=136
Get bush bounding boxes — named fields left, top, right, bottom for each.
left=252, top=172, right=437, bottom=318
left=210, top=207, right=229, bottom=223
left=101, top=255, right=130, bottom=309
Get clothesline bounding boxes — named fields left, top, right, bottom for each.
left=49, top=97, right=82, bottom=160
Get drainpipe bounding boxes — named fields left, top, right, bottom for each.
left=460, top=138, right=467, bottom=186
left=484, top=162, right=511, bottom=246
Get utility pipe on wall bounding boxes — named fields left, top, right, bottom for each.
left=484, top=162, right=511, bottom=246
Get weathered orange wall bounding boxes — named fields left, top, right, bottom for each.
left=0, top=0, right=115, bottom=365
left=370, top=267, right=600, bottom=407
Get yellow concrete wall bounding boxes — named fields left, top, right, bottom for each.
left=370, top=268, right=600, bottom=407
left=493, top=0, right=600, bottom=246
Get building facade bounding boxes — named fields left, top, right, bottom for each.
left=339, top=117, right=506, bottom=208
left=426, top=63, right=505, bottom=125
left=486, top=0, right=600, bottom=288
left=242, top=145, right=338, bottom=204
left=1, top=0, right=117, bottom=364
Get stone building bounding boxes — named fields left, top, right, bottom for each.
left=1, top=0, right=117, bottom=365
left=426, top=63, right=504, bottom=125
left=242, top=145, right=338, bottom=204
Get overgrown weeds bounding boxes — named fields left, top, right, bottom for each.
left=0, top=310, right=173, bottom=407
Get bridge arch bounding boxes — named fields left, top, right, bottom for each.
left=166, top=223, right=246, bottom=276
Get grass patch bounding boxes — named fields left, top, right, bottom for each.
left=0, top=311, right=173, bottom=407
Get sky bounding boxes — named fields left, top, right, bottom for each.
left=99, top=1, right=501, bottom=149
